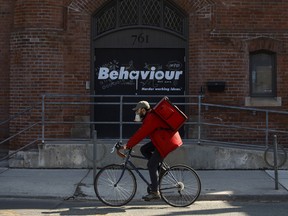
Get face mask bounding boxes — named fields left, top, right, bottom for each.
left=134, top=113, right=142, bottom=122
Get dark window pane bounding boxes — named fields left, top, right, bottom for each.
left=96, top=6, right=116, bottom=35
left=94, top=0, right=186, bottom=37
left=142, top=0, right=161, bottom=26
left=164, top=5, right=184, bottom=34
left=250, top=51, right=276, bottom=97
left=119, top=0, right=139, bottom=26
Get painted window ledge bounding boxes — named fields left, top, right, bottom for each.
left=245, top=97, right=282, bottom=107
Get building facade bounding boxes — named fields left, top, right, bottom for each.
left=1, top=0, right=288, bottom=155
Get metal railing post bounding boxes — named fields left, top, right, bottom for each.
left=41, top=94, right=45, bottom=144
left=197, top=95, right=202, bottom=144
left=93, top=130, right=97, bottom=181
left=120, top=96, right=123, bottom=142
left=273, top=135, right=279, bottom=190
left=265, top=111, right=269, bottom=148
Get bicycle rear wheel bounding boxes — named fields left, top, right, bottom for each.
left=159, top=165, right=201, bottom=207
left=94, top=164, right=137, bottom=206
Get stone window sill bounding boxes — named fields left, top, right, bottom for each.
left=245, top=97, right=282, bottom=107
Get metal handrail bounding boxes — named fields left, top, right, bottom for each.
left=0, top=139, right=39, bottom=161
left=40, top=94, right=288, bottom=148
left=202, top=102, right=288, bottom=114
left=0, top=105, right=38, bottom=127
left=0, top=101, right=41, bottom=147
left=40, top=94, right=200, bottom=143
left=2, top=93, right=288, bottom=163
left=0, top=103, right=41, bottom=161
left=0, top=122, right=40, bottom=146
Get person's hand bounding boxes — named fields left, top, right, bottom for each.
left=122, top=144, right=130, bottom=150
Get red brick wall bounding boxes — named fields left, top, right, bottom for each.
left=2, top=0, right=288, bottom=149
left=185, top=0, right=288, bottom=145
left=187, top=0, right=288, bottom=105
left=9, top=0, right=93, bottom=148
left=0, top=0, right=13, bottom=151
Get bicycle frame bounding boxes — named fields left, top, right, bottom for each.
left=115, top=149, right=151, bottom=187
left=95, top=144, right=202, bottom=207
left=114, top=145, right=181, bottom=194
left=118, top=152, right=191, bottom=196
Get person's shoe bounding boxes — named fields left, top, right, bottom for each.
left=142, top=191, right=156, bottom=200
left=142, top=191, right=160, bottom=201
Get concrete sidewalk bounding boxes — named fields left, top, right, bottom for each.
left=0, top=168, right=287, bottom=201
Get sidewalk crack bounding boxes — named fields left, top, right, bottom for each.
left=66, top=169, right=91, bottom=200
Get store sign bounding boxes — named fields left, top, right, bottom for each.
left=94, top=48, right=185, bottom=138
left=94, top=48, right=185, bottom=95
left=98, top=66, right=183, bottom=80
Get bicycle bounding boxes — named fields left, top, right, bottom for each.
left=264, top=141, right=287, bottom=168
left=94, top=142, right=201, bottom=207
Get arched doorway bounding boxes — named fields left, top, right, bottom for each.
left=92, top=0, right=188, bottom=138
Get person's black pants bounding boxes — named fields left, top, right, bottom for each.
left=140, top=141, right=163, bottom=192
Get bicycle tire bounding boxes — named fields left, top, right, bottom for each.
left=159, top=164, right=201, bottom=207
left=94, top=164, right=137, bottom=206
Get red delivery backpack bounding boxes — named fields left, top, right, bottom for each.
left=153, top=97, right=188, bottom=131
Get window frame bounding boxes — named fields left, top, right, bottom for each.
left=249, top=50, right=277, bottom=97
left=93, top=0, right=187, bottom=38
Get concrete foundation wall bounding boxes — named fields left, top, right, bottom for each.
left=8, top=142, right=288, bottom=169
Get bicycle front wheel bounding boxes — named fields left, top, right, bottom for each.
left=94, top=164, right=137, bottom=206
left=159, top=165, right=201, bottom=207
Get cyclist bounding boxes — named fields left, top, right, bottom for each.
left=122, top=100, right=183, bottom=201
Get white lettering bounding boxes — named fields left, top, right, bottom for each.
left=140, top=70, right=150, bottom=79
left=142, top=87, right=154, bottom=91
left=155, top=87, right=170, bottom=91
left=110, top=70, right=118, bottom=80
left=175, top=71, right=183, bottom=79
left=155, top=71, right=164, bottom=80
left=98, top=67, right=109, bottom=79
left=165, top=71, right=175, bottom=80
left=97, top=67, right=183, bottom=80
left=149, top=67, right=156, bottom=79
left=119, top=67, right=129, bottom=79
left=130, top=70, right=139, bottom=80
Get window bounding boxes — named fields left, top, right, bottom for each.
left=249, top=50, right=276, bottom=97
left=93, top=0, right=186, bottom=37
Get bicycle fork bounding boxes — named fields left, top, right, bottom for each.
left=114, top=156, right=132, bottom=187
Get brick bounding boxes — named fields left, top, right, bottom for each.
left=1, top=0, right=288, bottom=149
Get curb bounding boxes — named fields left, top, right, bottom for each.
left=1, top=194, right=288, bottom=202
left=199, top=194, right=288, bottom=202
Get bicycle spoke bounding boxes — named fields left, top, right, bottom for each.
left=94, top=164, right=136, bottom=206
left=159, top=165, right=201, bottom=207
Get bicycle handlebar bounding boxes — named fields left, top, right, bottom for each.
left=112, top=141, right=131, bottom=158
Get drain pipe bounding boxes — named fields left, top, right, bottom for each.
left=273, top=135, right=279, bottom=190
